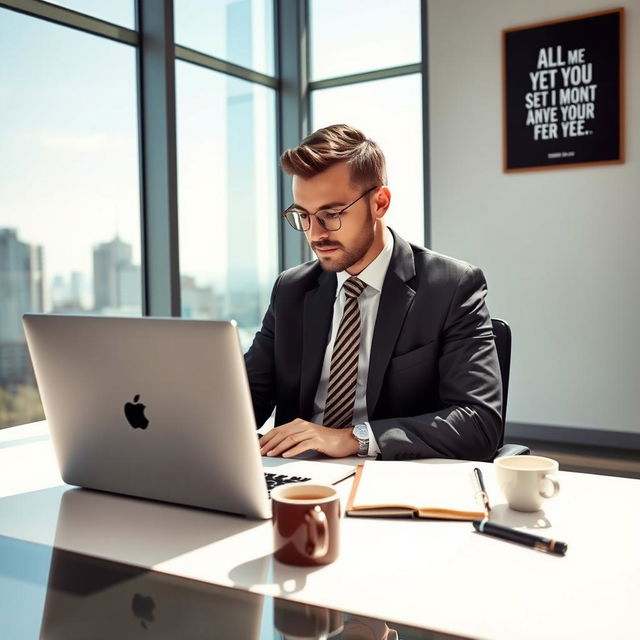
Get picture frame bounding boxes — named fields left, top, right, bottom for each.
left=502, top=8, right=624, bottom=172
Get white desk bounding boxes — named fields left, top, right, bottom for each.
left=1, top=421, right=639, bottom=639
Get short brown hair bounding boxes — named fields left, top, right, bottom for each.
left=280, top=124, right=387, bottom=187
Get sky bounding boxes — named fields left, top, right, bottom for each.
left=0, top=6, right=141, bottom=283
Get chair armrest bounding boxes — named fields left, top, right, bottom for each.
left=494, top=443, right=531, bottom=458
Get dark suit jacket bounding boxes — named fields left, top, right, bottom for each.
left=244, top=229, right=502, bottom=461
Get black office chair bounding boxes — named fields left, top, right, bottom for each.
left=491, top=318, right=530, bottom=458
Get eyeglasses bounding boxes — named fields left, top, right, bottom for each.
left=282, top=186, right=379, bottom=232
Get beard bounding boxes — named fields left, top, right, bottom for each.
left=310, top=207, right=375, bottom=273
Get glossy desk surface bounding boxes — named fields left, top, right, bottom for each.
left=1, top=422, right=639, bottom=639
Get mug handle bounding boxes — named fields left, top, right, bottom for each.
left=304, top=505, right=329, bottom=559
left=539, top=473, right=560, bottom=499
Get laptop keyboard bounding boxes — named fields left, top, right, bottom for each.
left=264, top=472, right=311, bottom=496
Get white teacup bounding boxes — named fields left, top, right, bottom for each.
left=495, top=455, right=560, bottom=512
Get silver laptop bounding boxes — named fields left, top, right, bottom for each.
left=23, top=314, right=355, bottom=519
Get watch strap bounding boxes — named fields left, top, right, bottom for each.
left=353, top=423, right=369, bottom=457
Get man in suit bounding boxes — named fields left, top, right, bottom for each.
left=246, top=124, right=502, bottom=461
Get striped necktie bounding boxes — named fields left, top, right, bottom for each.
left=323, top=276, right=367, bottom=428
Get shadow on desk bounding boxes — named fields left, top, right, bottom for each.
left=228, top=552, right=327, bottom=596
left=488, top=503, right=552, bottom=529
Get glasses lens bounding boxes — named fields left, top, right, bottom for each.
left=283, top=210, right=343, bottom=232
left=284, top=210, right=307, bottom=231
left=317, top=211, right=342, bottom=231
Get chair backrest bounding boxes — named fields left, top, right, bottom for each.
left=491, top=318, right=511, bottom=447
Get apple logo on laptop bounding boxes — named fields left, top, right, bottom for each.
left=132, top=593, right=155, bottom=629
left=124, top=394, right=149, bottom=429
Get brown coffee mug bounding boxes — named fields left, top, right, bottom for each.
left=271, top=483, right=340, bottom=566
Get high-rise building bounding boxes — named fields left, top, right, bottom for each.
left=181, top=275, right=218, bottom=319
left=50, top=274, right=68, bottom=309
left=0, top=228, right=44, bottom=341
left=69, top=271, right=84, bottom=308
left=50, top=271, right=86, bottom=312
left=225, top=0, right=261, bottom=330
left=92, top=236, right=141, bottom=312
left=0, top=228, right=44, bottom=383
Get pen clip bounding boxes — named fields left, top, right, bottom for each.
left=475, top=490, right=491, bottom=517
left=473, top=468, right=491, bottom=516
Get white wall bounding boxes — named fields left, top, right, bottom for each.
left=428, top=0, right=640, bottom=435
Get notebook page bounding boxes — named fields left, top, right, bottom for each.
left=353, top=460, right=481, bottom=512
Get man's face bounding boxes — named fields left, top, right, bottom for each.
left=291, top=162, right=379, bottom=274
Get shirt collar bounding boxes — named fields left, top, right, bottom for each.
left=336, top=228, right=394, bottom=295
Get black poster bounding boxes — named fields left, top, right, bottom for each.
left=503, top=9, right=623, bottom=172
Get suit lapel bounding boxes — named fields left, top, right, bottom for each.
left=299, top=269, right=337, bottom=418
left=366, top=230, right=416, bottom=417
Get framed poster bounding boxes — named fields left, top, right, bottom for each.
left=503, top=8, right=624, bottom=172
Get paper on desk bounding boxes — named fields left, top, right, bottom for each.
left=349, top=460, right=483, bottom=518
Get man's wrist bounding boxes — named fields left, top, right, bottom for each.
left=348, top=431, right=360, bottom=455
left=338, top=427, right=360, bottom=456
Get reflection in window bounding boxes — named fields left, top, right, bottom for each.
left=309, top=0, right=421, bottom=80
left=176, top=61, right=277, bottom=351
left=312, top=74, right=424, bottom=244
left=175, top=0, right=274, bottom=76
left=0, top=10, right=141, bottom=428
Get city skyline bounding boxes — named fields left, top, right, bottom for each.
left=0, top=227, right=243, bottom=319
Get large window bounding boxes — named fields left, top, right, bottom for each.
left=312, top=75, right=424, bottom=244
left=174, top=0, right=274, bottom=75
left=309, top=0, right=421, bottom=81
left=0, top=8, right=141, bottom=428
left=176, top=62, right=277, bottom=349
left=174, top=0, right=278, bottom=351
left=308, top=0, right=425, bottom=245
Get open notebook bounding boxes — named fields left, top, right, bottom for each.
left=345, top=460, right=487, bottom=520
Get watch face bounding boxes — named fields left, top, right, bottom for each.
left=354, top=424, right=368, bottom=439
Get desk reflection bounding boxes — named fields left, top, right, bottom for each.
left=38, top=547, right=468, bottom=639
left=8, top=488, right=472, bottom=639
left=275, top=600, right=405, bottom=640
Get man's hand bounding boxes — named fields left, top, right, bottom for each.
left=259, top=419, right=359, bottom=458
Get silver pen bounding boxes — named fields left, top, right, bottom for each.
left=473, top=467, right=491, bottom=517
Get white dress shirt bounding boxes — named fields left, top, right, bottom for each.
left=311, top=230, right=394, bottom=456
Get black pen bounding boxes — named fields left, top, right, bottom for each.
left=472, top=467, right=491, bottom=516
left=473, top=519, right=568, bottom=556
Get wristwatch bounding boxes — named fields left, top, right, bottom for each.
left=352, top=423, right=369, bottom=457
